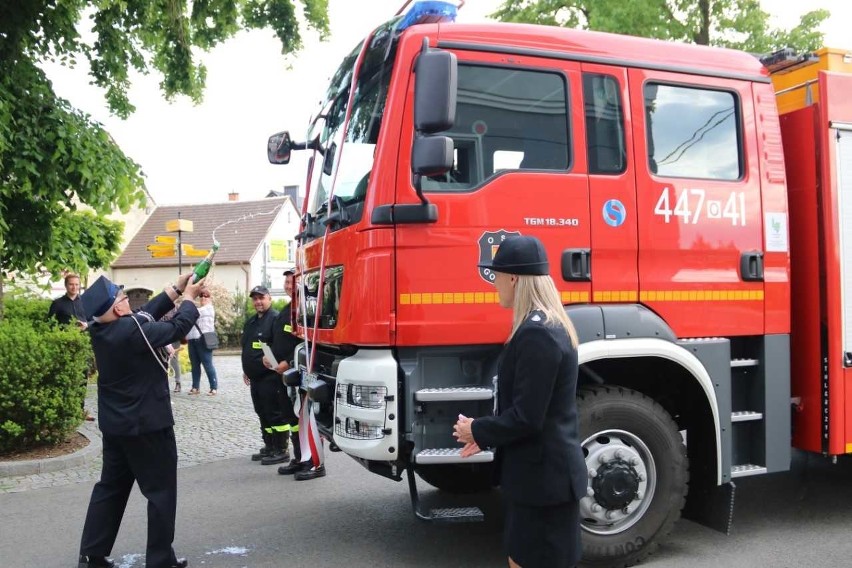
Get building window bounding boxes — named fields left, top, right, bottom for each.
left=644, top=83, right=741, bottom=180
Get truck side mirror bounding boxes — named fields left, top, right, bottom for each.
left=267, top=131, right=292, bottom=164
left=412, top=136, right=454, bottom=177
left=414, top=49, right=457, bottom=134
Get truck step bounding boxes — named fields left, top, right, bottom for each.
left=428, top=506, right=485, bottom=523
left=414, top=447, right=495, bottom=464
left=415, top=387, right=493, bottom=401
left=731, top=464, right=768, bottom=478
left=731, top=358, right=759, bottom=368
left=731, top=411, right=763, bottom=422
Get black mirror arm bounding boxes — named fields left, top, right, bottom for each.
left=412, top=174, right=428, bottom=206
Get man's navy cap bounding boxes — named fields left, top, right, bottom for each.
left=249, top=285, right=270, bottom=297
left=282, top=269, right=295, bottom=276
left=81, top=275, right=122, bottom=318
left=478, top=235, right=550, bottom=276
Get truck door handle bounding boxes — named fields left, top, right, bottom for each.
left=740, top=251, right=764, bottom=282
left=562, top=249, right=591, bottom=282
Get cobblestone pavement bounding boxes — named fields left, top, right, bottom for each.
left=0, top=354, right=260, bottom=494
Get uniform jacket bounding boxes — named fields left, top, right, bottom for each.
left=270, top=303, right=300, bottom=367
left=241, top=308, right=280, bottom=380
left=471, top=310, right=587, bottom=506
left=90, top=292, right=199, bottom=436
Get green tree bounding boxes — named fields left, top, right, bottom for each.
left=491, top=0, right=828, bottom=53
left=0, top=1, right=330, bottom=318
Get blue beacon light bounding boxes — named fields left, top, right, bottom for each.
left=396, top=1, right=458, bottom=32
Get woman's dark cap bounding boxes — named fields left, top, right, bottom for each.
left=478, top=235, right=550, bottom=276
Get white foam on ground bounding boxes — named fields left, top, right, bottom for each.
left=118, top=553, right=143, bottom=568
left=206, top=546, right=250, bottom=556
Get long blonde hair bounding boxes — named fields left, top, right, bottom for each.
left=510, top=274, right=578, bottom=347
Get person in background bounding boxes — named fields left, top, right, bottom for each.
left=48, top=272, right=94, bottom=420
left=77, top=273, right=203, bottom=568
left=453, top=236, right=586, bottom=568
left=185, top=289, right=219, bottom=395
left=241, top=285, right=290, bottom=466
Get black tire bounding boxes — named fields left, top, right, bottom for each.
left=416, top=463, right=495, bottom=494
left=578, top=386, right=688, bottom=567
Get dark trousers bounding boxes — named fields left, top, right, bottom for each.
left=80, top=427, right=179, bottom=568
left=249, top=377, right=270, bottom=433
left=255, top=375, right=298, bottom=432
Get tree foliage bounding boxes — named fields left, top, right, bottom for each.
left=491, top=0, right=829, bottom=53
left=0, top=1, right=329, bottom=316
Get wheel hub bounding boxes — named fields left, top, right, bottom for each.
left=580, top=429, right=656, bottom=535
left=592, top=461, right=640, bottom=510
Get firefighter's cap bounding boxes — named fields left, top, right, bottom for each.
left=478, top=235, right=550, bottom=276
left=81, top=275, right=123, bottom=317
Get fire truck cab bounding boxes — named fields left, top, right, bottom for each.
left=268, top=2, right=852, bottom=566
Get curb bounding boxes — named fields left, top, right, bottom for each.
left=0, top=421, right=102, bottom=478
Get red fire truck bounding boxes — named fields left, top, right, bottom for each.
left=267, top=1, right=852, bottom=565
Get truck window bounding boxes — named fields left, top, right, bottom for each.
left=423, top=64, right=570, bottom=192
left=583, top=74, right=626, bottom=174
left=644, top=83, right=741, bottom=180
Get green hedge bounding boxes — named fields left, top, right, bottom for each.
left=0, top=298, right=93, bottom=454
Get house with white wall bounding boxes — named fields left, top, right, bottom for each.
left=111, top=196, right=299, bottom=303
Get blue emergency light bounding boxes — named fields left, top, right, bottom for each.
left=397, top=1, right=458, bottom=32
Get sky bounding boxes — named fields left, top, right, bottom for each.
left=43, top=0, right=852, bottom=207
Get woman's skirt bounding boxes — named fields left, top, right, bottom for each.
left=504, top=499, right=581, bottom=568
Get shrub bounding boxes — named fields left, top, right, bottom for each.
left=0, top=310, right=92, bottom=453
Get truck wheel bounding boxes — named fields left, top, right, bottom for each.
left=416, top=463, right=494, bottom=494
left=578, top=386, right=688, bottom=567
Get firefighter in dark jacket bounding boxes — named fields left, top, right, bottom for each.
left=263, top=270, right=321, bottom=478
left=454, top=236, right=586, bottom=568
left=77, top=273, right=203, bottom=568
left=242, top=285, right=290, bottom=465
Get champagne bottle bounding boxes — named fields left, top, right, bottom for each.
left=191, top=242, right=219, bottom=283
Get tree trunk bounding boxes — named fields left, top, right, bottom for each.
left=695, top=0, right=711, bottom=45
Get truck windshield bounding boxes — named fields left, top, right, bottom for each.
left=307, top=19, right=398, bottom=225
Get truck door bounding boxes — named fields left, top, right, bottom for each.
left=581, top=64, right=638, bottom=305
left=394, top=52, right=591, bottom=346
left=628, top=69, right=765, bottom=337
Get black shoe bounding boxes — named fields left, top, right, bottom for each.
left=294, top=464, right=327, bottom=481
left=170, top=559, right=188, bottom=568
left=79, top=555, right=115, bottom=568
left=251, top=446, right=271, bottom=461
left=260, top=449, right=290, bottom=465
left=277, top=459, right=310, bottom=475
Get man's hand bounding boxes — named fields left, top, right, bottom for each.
left=243, top=373, right=250, bottom=386
left=176, top=272, right=193, bottom=293
left=262, top=356, right=273, bottom=370
left=183, top=276, right=206, bottom=301
left=453, top=413, right=476, bottom=444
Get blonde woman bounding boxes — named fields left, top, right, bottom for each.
left=454, top=236, right=587, bottom=568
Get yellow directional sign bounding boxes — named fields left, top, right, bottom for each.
left=151, top=250, right=177, bottom=258
left=166, top=219, right=193, bottom=233
left=155, top=235, right=177, bottom=244
left=147, top=244, right=176, bottom=253
left=179, top=244, right=206, bottom=256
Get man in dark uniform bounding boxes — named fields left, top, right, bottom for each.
left=266, top=270, right=317, bottom=478
left=77, top=273, right=203, bottom=568
left=242, top=285, right=290, bottom=466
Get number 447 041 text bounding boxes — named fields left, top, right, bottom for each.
left=654, top=187, right=746, bottom=226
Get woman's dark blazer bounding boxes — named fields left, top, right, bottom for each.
left=471, top=310, right=587, bottom=506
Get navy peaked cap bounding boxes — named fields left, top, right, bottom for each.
left=478, top=235, right=550, bottom=276
left=81, top=275, right=122, bottom=318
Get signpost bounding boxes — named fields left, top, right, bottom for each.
left=146, top=215, right=208, bottom=276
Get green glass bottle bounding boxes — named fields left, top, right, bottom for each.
left=191, top=242, right=220, bottom=283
